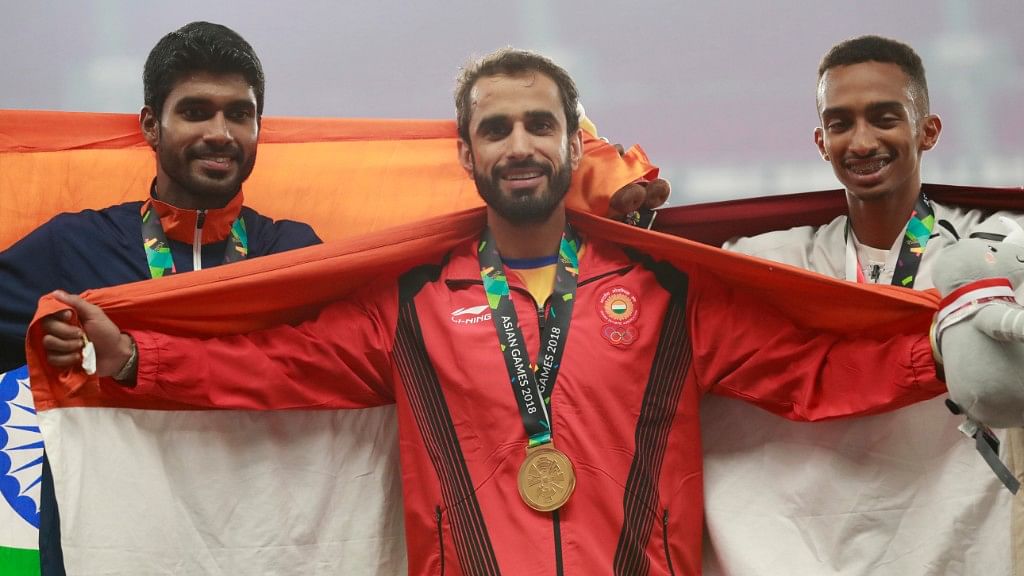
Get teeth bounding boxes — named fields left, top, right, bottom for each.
left=505, top=172, right=541, bottom=180
left=847, top=159, right=888, bottom=175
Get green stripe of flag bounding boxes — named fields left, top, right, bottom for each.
left=0, top=546, right=40, bottom=576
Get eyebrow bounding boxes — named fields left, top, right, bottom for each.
left=475, top=110, right=560, bottom=132
left=173, top=97, right=256, bottom=110
left=821, top=101, right=906, bottom=117
left=521, top=110, right=561, bottom=129
left=866, top=101, right=906, bottom=115
left=475, top=114, right=508, bottom=134
left=524, top=110, right=559, bottom=123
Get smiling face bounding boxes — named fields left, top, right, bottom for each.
left=141, top=71, right=259, bottom=210
left=457, top=72, right=582, bottom=225
left=814, top=61, right=941, bottom=207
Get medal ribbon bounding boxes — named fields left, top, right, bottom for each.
left=846, top=194, right=935, bottom=287
left=479, top=225, right=580, bottom=448
left=140, top=199, right=248, bottom=279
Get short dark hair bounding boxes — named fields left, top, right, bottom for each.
left=143, top=21, right=265, bottom=118
left=818, top=35, right=929, bottom=114
left=455, top=48, right=580, bottom=143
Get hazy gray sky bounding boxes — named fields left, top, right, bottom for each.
left=3, top=0, right=1021, bottom=201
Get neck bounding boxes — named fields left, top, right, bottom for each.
left=847, top=187, right=921, bottom=250
left=486, top=205, right=566, bottom=260
left=154, top=174, right=235, bottom=211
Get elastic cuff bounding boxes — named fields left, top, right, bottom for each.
left=911, top=333, right=944, bottom=391
left=126, top=330, right=159, bottom=395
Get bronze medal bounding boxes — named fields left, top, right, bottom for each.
left=517, top=444, right=576, bottom=512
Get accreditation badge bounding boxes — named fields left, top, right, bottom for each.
left=518, top=444, right=576, bottom=512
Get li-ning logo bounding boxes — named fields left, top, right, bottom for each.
left=451, top=305, right=492, bottom=325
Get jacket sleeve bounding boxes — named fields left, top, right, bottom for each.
left=688, top=268, right=944, bottom=421
left=129, top=282, right=398, bottom=410
left=0, top=223, right=62, bottom=371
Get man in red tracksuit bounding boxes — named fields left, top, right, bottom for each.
left=44, top=48, right=943, bottom=575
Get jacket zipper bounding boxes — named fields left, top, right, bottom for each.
left=193, top=210, right=206, bottom=271
left=662, top=509, right=676, bottom=576
left=435, top=505, right=445, bottom=575
left=446, top=262, right=633, bottom=573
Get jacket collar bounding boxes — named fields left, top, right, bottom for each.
left=443, top=228, right=634, bottom=287
left=148, top=183, right=245, bottom=245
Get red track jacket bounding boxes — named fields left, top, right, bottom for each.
left=127, top=234, right=942, bottom=575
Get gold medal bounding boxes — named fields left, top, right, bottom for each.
left=517, top=444, right=576, bottom=512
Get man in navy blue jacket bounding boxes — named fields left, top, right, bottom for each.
left=0, top=22, right=320, bottom=575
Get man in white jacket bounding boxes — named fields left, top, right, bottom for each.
left=702, top=35, right=1024, bottom=576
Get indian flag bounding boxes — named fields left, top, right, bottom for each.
left=23, top=208, right=950, bottom=574
left=6, top=109, right=1024, bottom=575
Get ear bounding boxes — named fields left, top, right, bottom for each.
left=1000, top=216, right=1024, bottom=247
left=457, top=139, right=474, bottom=177
left=813, top=127, right=829, bottom=161
left=919, top=114, right=942, bottom=152
left=568, top=128, right=583, bottom=170
left=140, top=106, right=160, bottom=149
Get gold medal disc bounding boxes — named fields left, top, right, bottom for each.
left=517, top=445, right=576, bottom=512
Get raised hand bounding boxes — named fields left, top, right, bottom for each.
left=608, top=177, right=671, bottom=220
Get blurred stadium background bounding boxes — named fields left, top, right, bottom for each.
left=3, top=0, right=1020, bottom=203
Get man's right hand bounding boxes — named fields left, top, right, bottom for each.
left=41, top=290, right=132, bottom=378
left=606, top=142, right=672, bottom=222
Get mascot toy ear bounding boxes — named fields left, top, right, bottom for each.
left=1000, top=216, right=1024, bottom=246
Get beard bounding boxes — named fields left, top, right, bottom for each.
left=474, top=155, right=573, bottom=225
left=158, top=136, right=256, bottom=204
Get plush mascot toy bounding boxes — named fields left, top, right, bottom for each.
left=931, top=217, right=1024, bottom=493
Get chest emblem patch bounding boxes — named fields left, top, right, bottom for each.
left=598, top=286, right=639, bottom=346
